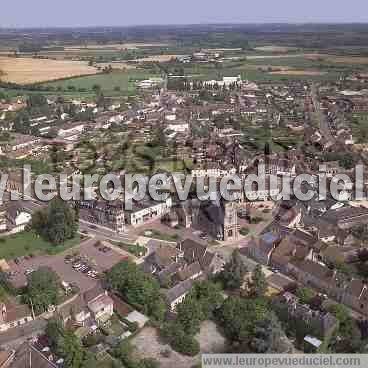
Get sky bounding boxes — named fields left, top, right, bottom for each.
left=1, top=0, right=368, bottom=28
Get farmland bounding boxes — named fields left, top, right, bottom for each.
left=42, top=69, right=160, bottom=95
left=0, top=56, right=97, bottom=84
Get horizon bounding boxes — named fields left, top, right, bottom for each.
left=1, top=0, right=368, bottom=28
left=4, top=21, right=368, bottom=31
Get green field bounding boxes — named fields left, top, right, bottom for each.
left=0, top=231, right=81, bottom=260
left=42, top=69, right=161, bottom=96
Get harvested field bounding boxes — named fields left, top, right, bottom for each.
left=65, top=43, right=169, bottom=51
left=246, top=53, right=306, bottom=60
left=134, top=54, right=182, bottom=63
left=307, top=54, right=368, bottom=64
left=254, top=45, right=297, bottom=53
left=98, top=62, right=137, bottom=70
left=269, top=70, right=327, bottom=76
left=0, top=56, right=97, bottom=84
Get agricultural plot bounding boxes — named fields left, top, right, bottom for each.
left=42, top=69, right=159, bottom=95
left=0, top=56, right=97, bottom=84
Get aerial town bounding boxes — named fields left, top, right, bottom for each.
left=1, top=17, right=368, bottom=368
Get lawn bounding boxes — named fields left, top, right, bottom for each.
left=112, top=241, right=147, bottom=257
left=142, top=229, right=179, bottom=242
left=352, top=113, right=368, bottom=143
left=0, top=231, right=81, bottom=260
left=42, top=69, right=161, bottom=96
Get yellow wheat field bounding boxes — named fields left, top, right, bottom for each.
left=0, top=56, right=98, bottom=84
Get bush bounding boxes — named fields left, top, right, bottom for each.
left=239, top=227, right=249, bottom=236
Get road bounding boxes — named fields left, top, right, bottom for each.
left=311, top=83, right=336, bottom=143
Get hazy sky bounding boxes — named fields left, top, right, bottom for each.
left=1, top=0, right=368, bottom=28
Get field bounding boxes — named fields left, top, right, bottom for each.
left=64, top=42, right=170, bottom=50
left=0, top=231, right=81, bottom=260
left=253, top=45, right=298, bottom=53
left=269, top=70, right=327, bottom=76
left=42, top=69, right=159, bottom=95
left=0, top=56, right=97, bottom=84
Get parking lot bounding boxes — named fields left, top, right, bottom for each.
left=6, top=238, right=128, bottom=292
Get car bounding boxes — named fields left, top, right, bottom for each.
left=81, top=267, right=91, bottom=274
left=24, top=269, right=35, bottom=276
left=64, top=256, right=73, bottom=264
left=72, top=263, right=81, bottom=269
left=14, top=258, right=20, bottom=265
left=237, top=209, right=248, bottom=219
left=87, top=270, right=98, bottom=278
left=199, top=232, right=208, bottom=240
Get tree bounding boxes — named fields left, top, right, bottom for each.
left=106, top=261, right=166, bottom=321
left=45, top=318, right=64, bottom=349
left=219, top=250, right=248, bottom=290
left=296, top=287, right=315, bottom=305
left=248, top=265, right=267, bottom=297
left=31, top=197, right=78, bottom=245
left=26, top=267, right=60, bottom=314
left=250, top=312, right=285, bottom=353
left=176, top=296, right=204, bottom=335
left=138, top=359, right=161, bottom=368
left=113, top=340, right=136, bottom=368
left=57, top=330, right=84, bottom=368
left=216, top=296, right=269, bottom=342
left=189, top=280, right=223, bottom=319
left=327, top=304, right=350, bottom=324
left=161, top=322, right=200, bottom=356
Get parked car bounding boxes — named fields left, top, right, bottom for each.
left=24, top=269, right=35, bottom=276
left=199, top=232, right=208, bottom=240
left=72, top=263, right=81, bottom=269
left=64, top=255, right=73, bottom=264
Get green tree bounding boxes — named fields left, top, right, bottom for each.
left=219, top=250, right=248, bottom=290
left=216, top=296, right=269, bottom=342
left=161, top=322, right=200, bottom=356
left=250, top=312, right=285, bottom=353
left=176, top=296, right=204, bottom=335
left=248, top=265, right=267, bottom=297
left=106, top=261, right=166, bottom=321
left=45, top=318, right=64, bottom=349
left=138, top=358, right=161, bottom=368
left=57, top=330, right=84, bottom=368
left=296, top=287, right=315, bottom=305
left=26, top=267, right=60, bottom=314
left=31, top=197, right=78, bottom=245
left=189, top=280, right=223, bottom=319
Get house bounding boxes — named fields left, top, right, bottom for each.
left=273, top=292, right=339, bottom=338
left=179, top=238, right=224, bottom=274
left=242, top=232, right=281, bottom=266
left=125, top=197, right=172, bottom=227
left=58, top=285, right=113, bottom=327
left=165, top=279, right=193, bottom=311
left=0, top=349, right=15, bottom=368
left=0, top=204, right=6, bottom=232
left=244, top=175, right=281, bottom=201
left=2, top=133, right=42, bottom=153
left=143, top=244, right=183, bottom=275
left=84, top=285, right=114, bottom=324
left=77, top=200, right=125, bottom=234
left=288, top=260, right=368, bottom=317
left=11, top=342, right=59, bottom=368
left=5, top=201, right=32, bottom=233
left=0, top=301, right=33, bottom=333
left=322, top=205, right=368, bottom=229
